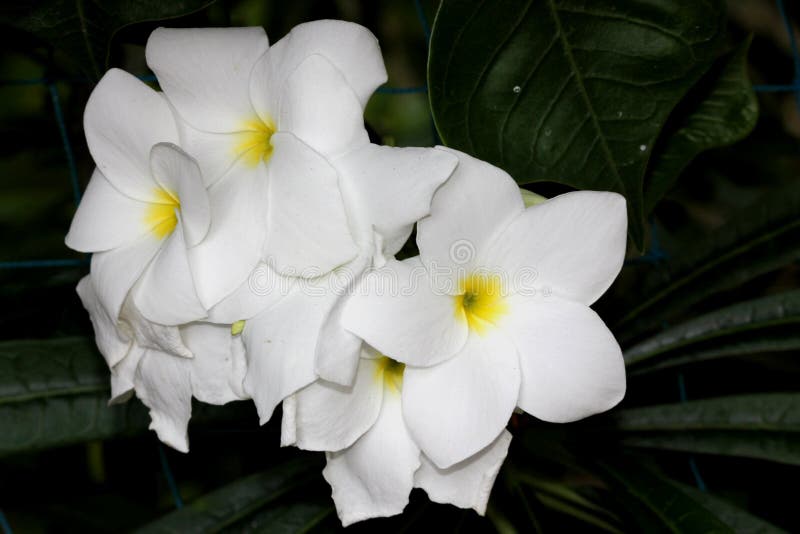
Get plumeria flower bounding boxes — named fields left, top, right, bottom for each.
left=282, top=346, right=511, bottom=525
left=76, top=276, right=247, bottom=452
left=145, top=21, right=392, bottom=307
left=66, top=69, right=210, bottom=341
left=342, top=148, right=628, bottom=469
left=209, top=144, right=458, bottom=424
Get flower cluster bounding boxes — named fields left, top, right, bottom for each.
left=67, top=21, right=628, bottom=526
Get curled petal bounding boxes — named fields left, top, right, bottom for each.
left=323, top=388, right=420, bottom=526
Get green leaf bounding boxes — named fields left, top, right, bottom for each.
left=613, top=393, right=800, bottom=432
left=0, top=337, right=150, bottom=456
left=598, top=456, right=733, bottom=533
left=674, top=483, right=787, bottom=533
left=613, top=181, right=800, bottom=342
left=221, top=502, right=332, bottom=534
left=618, top=432, right=800, bottom=466
left=0, top=336, right=254, bottom=456
left=612, top=394, right=800, bottom=465
left=0, top=0, right=217, bottom=80
left=629, top=331, right=800, bottom=376
left=624, top=290, right=800, bottom=366
left=644, top=37, right=759, bottom=213
left=428, top=0, right=725, bottom=248
left=135, top=459, right=322, bottom=533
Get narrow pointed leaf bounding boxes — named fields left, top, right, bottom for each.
left=613, top=182, right=800, bottom=341
left=135, top=459, right=322, bottom=534
left=624, top=291, right=800, bottom=366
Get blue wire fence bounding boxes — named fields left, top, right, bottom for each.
left=0, top=0, right=797, bottom=528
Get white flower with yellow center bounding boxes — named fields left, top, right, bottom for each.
left=66, top=69, right=210, bottom=333
left=342, top=148, right=628, bottom=469
left=282, top=347, right=511, bottom=526
left=144, top=21, right=391, bottom=307
left=207, top=143, right=458, bottom=424
left=76, top=276, right=248, bottom=452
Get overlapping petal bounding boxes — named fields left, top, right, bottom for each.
left=342, top=258, right=468, bottom=367
left=66, top=170, right=150, bottom=252
left=84, top=69, right=178, bottom=202
left=414, top=430, right=512, bottom=515
left=402, top=331, right=519, bottom=469
left=146, top=27, right=269, bottom=133
left=322, top=388, right=420, bottom=526
left=417, top=148, right=524, bottom=285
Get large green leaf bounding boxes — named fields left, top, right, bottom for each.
left=0, top=336, right=252, bottom=456
left=428, top=0, right=725, bottom=248
left=0, top=337, right=150, bottom=455
left=135, top=459, right=323, bottom=533
left=613, top=181, right=800, bottom=342
left=643, top=38, right=758, bottom=213
left=597, top=457, right=733, bottom=533
left=0, top=0, right=217, bottom=80
left=624, top=290, right=800, bottom=366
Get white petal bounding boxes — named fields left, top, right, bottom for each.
left=342, top=258, right=468, bottom=367
left=242, top=286, right=338, bottom=424
left=189, top=159, right=269, bottom=309
left=415, top=430, right=511, bottom=515
left=182, top=322, right=248, bottom=404
left=264, top=133, right=358, bottom=277
left=291, top=357, right=383, bottom=452
left=175, top=122, right=240, bottom=188
left=322, top=388, right=420, bottom=526
left=206, top=262, right=294, bottom=323
left=277, top=54, right=369, bottom=157
left=486, top=191, right=627, bottom=305
left=121, top=298, right=193, bottom=359
left=402, top=331, right=519, bottom=469
left=135, top=349, right=192, bottom=452
left=110, top=345, right=143, bottom=404
left=502, top=296, right=626, bottom=422
left=66, top=170, right=149, bottom=252
left=90, top=232, right=162, bottom=320
left=133, top=222, right=206, bottom=325
left=334, top=144, right=457, bottom=248
left=149, top=143, right=210, bottom=247
left=76, top=276, right=131, bottom=368
left=417, top=148, right=524, bottom=282
left=267, top=20, right=387, bottom=109
left=145, top=27, right=268, bottom=133
left=84, top=69, right=178, bottom=202
left=315, top=294, right=363, bottom=386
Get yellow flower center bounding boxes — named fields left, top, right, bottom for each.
left=374, top=356, right=405, bottom=394
left=454, top=273, right=508, bottom=335
left=233, top=117, right=276, bottom=167
left=145, top=187, right=180, bottom=239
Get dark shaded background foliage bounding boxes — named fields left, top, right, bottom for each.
left=0, top=0, right=798, bottom=532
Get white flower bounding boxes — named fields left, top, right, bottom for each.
left=211, top=143, right=458, bottom=424
left=342, top=148, right=628, bottom=468
left=66, top=69, right=209, bottom=331
left=76, top=276, right=247, bottom=452
left=282, top=347, right=511, bottom=526
left=144, top=21, right=392, bottom=307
